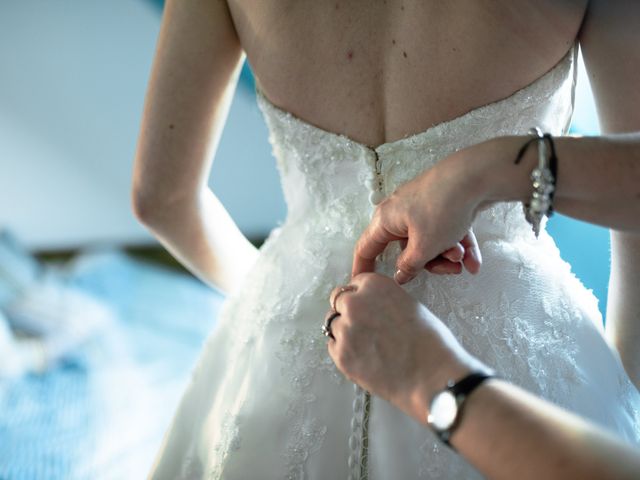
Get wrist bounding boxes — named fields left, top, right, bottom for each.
left=410, top=347, right=488, bottom=426
left=427, top=371, right=497, bottom=447
left=478, top=136, right=538, bottom=205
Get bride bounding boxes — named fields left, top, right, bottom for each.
left=132, top=0, right=640, bottom=478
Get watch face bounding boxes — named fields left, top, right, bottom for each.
left=429, top=391, right=458, bottom=431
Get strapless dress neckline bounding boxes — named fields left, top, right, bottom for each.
left=256, top=42, right=577, bottom=153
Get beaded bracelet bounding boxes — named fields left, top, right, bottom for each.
left=514, top=127, right=557, bottom=237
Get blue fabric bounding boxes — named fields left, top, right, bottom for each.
left=547, top=214, right=610, bottom=320
left=0, top=249, right=222, bottom=480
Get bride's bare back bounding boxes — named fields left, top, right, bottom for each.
left=230, top=0, right=586, bottom=146
left=132, top=0, right=639, bottom=300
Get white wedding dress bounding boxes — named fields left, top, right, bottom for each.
left=149, top=43, right=640, bottom=479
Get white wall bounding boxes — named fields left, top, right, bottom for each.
left=0, top=0, right=286, bottom=250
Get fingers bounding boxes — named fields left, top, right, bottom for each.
left=398, top=233, right=481, bottom=278
left=425, top=238, right=475, bottom=275
left=328, top=273, right=384, bottom=332
left=326, top=315, right=345, bottom=370
left=356, top=223, right=481, bottom=284
left=425, top=256, right=463, bottom=275
left=329, top=284, right=358, bottom=313
left=394, top=233, right=433, bottom=284
left=326, top=318, right=349, bottom=376
left=323, top=309, right=340, bottom=341
left=442, top=243, right=464, bottom=263
left=397, top=236, right=464, bottom=276
left=352, top=219, right=403, bottom=278
left=460, top=231, right=482, bottom=274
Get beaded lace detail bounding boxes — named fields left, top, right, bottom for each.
left=149, top=42, right=640, bottom=480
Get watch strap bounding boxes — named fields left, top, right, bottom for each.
left=435, top=370, right=495, bottom=447
left=448, top=371, right=494, bottom=398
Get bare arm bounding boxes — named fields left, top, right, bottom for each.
left=451, top=378, right=640, bottom=480
left=483, top=133, right=640, bottom=231
left=132, top=0, right=257, bottom=295
left=579, top=0, right=640, bottom=388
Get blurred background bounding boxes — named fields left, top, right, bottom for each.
left=0, top=0, right=608, bottom=478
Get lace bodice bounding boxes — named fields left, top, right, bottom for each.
left=257, top=43, right=577, bottom=242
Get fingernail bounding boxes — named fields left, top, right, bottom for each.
left=468, top=249, right=481, bottom=275
left=395, top=269, right=411, bottom=284
left=474, top=247, right=483, bottom=265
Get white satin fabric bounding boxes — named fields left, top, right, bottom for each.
left=149, top=43, right=640, bottom=479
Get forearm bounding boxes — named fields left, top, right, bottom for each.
left=132, top=0, right=254, bottom=295
left=607, top=231, right=640, bottom=389
left=446, top=379, right=640, bottom=480
left=407, top=347, right=640, bottom=479
left=482, top=133, right=640, bottom=232
left=139, top=188, right=258, bottom=295
left=553, top=134, right=640, bottom=231
left=405, top=347, right=640, bottom=479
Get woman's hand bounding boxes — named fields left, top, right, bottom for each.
left=418, top=230, right=480, bottom=276
left=327, top=273, right=484, bottom=424
left=352, top=149, right=484, bottom=284
left=352, top=136, right=532, bottom=283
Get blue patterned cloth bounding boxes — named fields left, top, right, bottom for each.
left=0, top=249, right=222, bottom=479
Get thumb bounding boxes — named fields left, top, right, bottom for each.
left=352, top=220, right=403, bottom=278
left=461, top=230, right=482, bottom=274
left=394, top=233, right=434, bottom=284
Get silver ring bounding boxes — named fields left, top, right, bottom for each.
left=331, top=285, right=357, bottom=312
left=322, top=311, right=341, bottom=340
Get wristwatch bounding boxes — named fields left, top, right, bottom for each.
left=427, top=371, right=495, bottom=447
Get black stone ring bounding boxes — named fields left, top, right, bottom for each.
left=322, top=311, right=341, bottom=340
